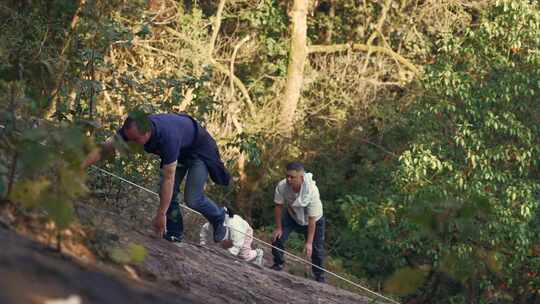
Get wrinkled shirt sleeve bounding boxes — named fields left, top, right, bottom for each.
left=159, top=131, right=181, bottom=165
left=306, top=184, right=323, bottom=218
left=274, top=182, right=285, bottom=205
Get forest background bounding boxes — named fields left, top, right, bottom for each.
left=1, top=0, right=540, bottom=303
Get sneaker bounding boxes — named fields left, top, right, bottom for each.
left=212, top=211, right=227, bottom=243
left=164, top=233, right=183, bottom=243
left=270, top=263, right=283, bottom=271
left=254, top=248, right=264, bottom=266
left=315, top=275, right=326, bottom=283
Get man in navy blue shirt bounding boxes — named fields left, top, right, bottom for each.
left=83, top=113, right=229, bottom=243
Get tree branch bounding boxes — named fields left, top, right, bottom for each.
left=367, top=0, right=391, bottom=46
left=227, top=35, right=251, bottom=133
left=361, top=0, right=391, bottom=74
left=209, top=0, right=226, bottom=57
left=308, top=43, right=421, bottom=75
left=230, top=35, right=251, bottom=95
left=139, top=29, right=256, bottom=118
left=213, top=57, right=256, bottom=118
left=205, top=0, right=255, bottom=118
left=360, top=138, right=397, bottom=158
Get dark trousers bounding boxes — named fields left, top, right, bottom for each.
left=272, top=211, right=325, bottom=279
left=163, top=156, right=225, bottom=238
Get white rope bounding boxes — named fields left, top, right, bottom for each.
left=90, top=165, right=399, bottom=304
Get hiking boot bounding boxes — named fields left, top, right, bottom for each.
left=212, top=211, right=227, bottom=242
left=315, top=275, right=326, bottom=283
left=254, top=248, right=264, bottom=266
left=270, top=263, right=283, bottom=271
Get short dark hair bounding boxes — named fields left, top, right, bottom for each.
left=121, top=116, right=136, bottom=130
left=286, top=161, right=304, bottom=172
left=121, top=113, right=151, bottom=132
left=118, top=113, right=151, bottom=141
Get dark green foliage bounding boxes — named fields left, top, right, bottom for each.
left=243, top=0, right=288, bottom=77
left=226, top=132, right=262, bottom=167
left=339, top=1, right=540, bottom=302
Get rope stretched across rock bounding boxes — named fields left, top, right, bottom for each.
left=90, top=165, right=400, bottom=304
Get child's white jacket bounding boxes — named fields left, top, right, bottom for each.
left=199, top=214, right=251, bottom=256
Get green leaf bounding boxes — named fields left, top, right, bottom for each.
left=41, top=195, right=74, bottom=230
left=409, top=207, right=436, bottom=232
left=110, top=243, right=147, bottom=264
left=438, top=251, right=474, bottom=283
left=59, top=167, right=88, bottom=198
left=128, top=243, right=147, bottom=264
left=19, top=141, right=52, bottom=175
left=384, top=267, right=429, bottom=295
left=9, top=178, right=51, bottom=207
left=110, top=247, right=131, bottom=264
left=59, top=125, right=85, bottom=153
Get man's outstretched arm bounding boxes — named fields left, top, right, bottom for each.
left=304, top=216, right=316, bottom=257
left=153, top=161, right=177, bottom=237
left=82, top=138, right=115, bottom=168
left=272, top=204, right=284, bottom=241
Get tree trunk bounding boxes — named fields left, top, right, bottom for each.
left=46, top=0, right=86, bottom=120
left=324, top=0, right=335, bottom=44
left=279, top=0, right=308, bottom=136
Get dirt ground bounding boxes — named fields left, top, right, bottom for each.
left=0, top=199, right=382, bottom=304
left=0, top=224, right=196, bottom=304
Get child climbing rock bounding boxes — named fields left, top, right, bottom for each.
left=200, top=207, right=264, bottom=266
